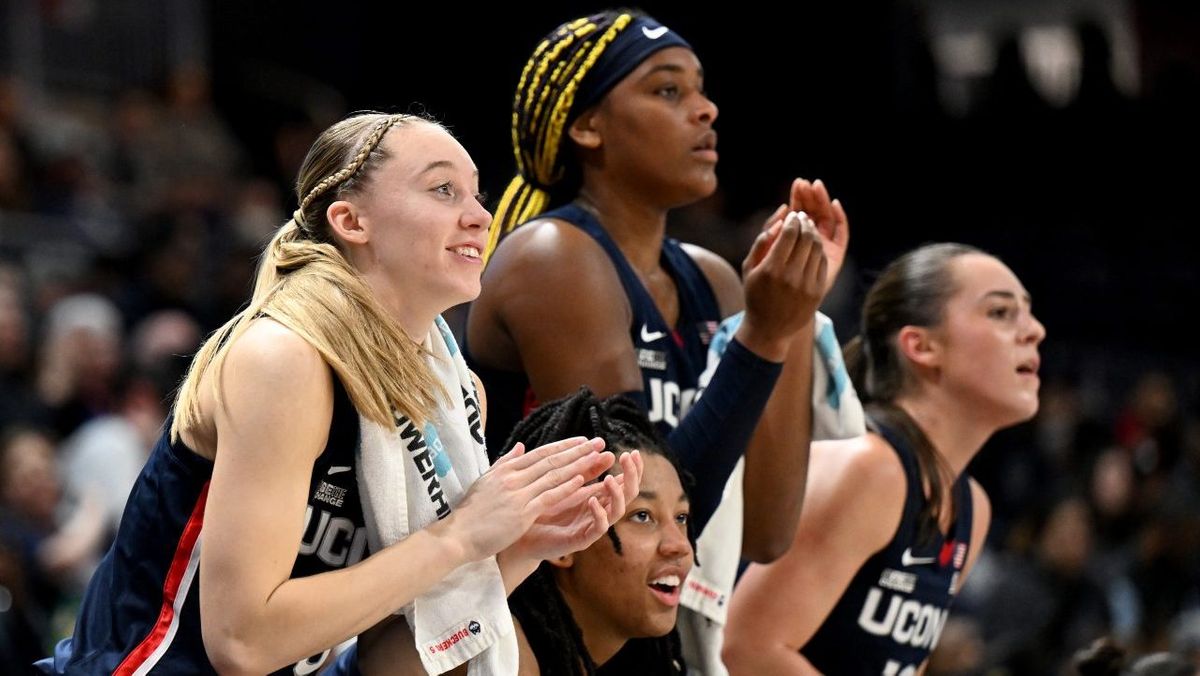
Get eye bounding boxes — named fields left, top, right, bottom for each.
left=655, top=84, right=680, bottom=100
left=675, top=512, right=689, bottom=526
left=433, top=181, right=455, bottom=198
left=628, top=510, right=652, bottom=524
left=988, top=303, right=1020, bottom=320
left=474, top=191, right=489, bottom=205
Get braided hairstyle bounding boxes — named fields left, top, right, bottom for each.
left=173, top=112, right=448, bottom=438
left=485, top=9, right=643, bottom=261
left=502, top=387, right=693, bottom=675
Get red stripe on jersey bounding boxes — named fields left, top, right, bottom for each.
left=115, top=481, right=211, bottom=675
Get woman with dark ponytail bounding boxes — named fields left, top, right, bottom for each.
left=504, top=388, right=693, bottom=675
left=724, top=242, right=1046, bottom=675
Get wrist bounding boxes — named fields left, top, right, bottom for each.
left=426, top=512, right=473, bottom=567
left=733, top=321, right=791, bottom=362
left=496, top=548, right=541, bottom=594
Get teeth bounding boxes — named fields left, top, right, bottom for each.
left=453, top=246, right=480, bottom=258
left=651, top=575, right=681, bottom=587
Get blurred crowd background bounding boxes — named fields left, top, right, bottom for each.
left=1, top=0, right=1198, bottom=673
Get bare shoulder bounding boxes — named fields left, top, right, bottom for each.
left=224, top=317, right=328, bottom=387
left=470, top=218, right=632, bottom=370
left=813, top=433, right=907, bottom=499
left=805, top=434, right=908, bottom=547
left=484, top=218, right=622, bottom=294
left=680, top=242, right=743, bottom=317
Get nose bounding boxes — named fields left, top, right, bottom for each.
left=1022, top=311, right=1046, bottom=345
left=659, top=521, right=692, bottom=561
left=693, top=92, right=718, bottom=126
left=462, top=196, right=492, bottom=232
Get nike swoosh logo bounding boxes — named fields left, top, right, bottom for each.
left=641, top=324, right=667, bottom=342
left=642, top=26, right=669, bottom=39
left=901, top=548, right=936, bottom=567
left=327, top=466, right=352, bottom=475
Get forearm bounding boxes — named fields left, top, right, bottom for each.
left=203, top=522, right=468, bottom=673
left=741, top=322, right=815, bottom=562
left=669, top=337, right=782, bottom=534
left=724, top=639, right=820, bottom=676
left=496, top=549, right=541, bottom=595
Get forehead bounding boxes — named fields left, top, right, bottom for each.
left=634, top=453, right=685, bottom=499
left=378, top=122, right=476, bottom=177
left=618, top=46, right=702, bottom=86
left=948, top=253, right=1027, bottom=300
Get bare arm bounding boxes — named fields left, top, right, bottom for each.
left=198, top=320, right=614, bottom=674
left=470, top=220, right=643, bottom=400
left=723, top=436, right=906, bottom=674
left=199, top=320, right=473, bottom=674
left=685, top=211, right=827, bottom=561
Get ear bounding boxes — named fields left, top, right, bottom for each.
left=567, top=107, right=603, bottom=150
left=897, top=325, right=941, bottom=370
left=547, top=553, right=576, bottom=569
left=326, top=200, right=368, bottom=245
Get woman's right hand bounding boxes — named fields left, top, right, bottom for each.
left=445, top=436, right=614, bottom=562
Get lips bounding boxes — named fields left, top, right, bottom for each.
left=447, top=243, right=483, bottom=262
left=648, top=571, right=685, bottom=607
left=691, top=131, right=718, bottom=162
left=1016, top=356, right=1040, bottom=375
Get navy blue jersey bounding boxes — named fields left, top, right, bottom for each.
left=43, top=376, right=363, bottom=675
left=801, top=419, right=975, bottom=676
left=468, top=202, right=721, bottom=450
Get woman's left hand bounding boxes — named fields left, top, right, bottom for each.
left=759, top=178, right=850, bottom=295
left=787, top=178, right=849, bottom=294
left=505, top=450, right=643, bottom=564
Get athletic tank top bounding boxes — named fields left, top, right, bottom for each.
left=468, top=202, right=721, bottom=452
left=45, top=376, right=363, bottom=675
left=801, top=418, right=974, bottom=676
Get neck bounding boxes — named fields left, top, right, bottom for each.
left=893, top=390, right=993, bottom=480
left=358, top=267, right=435, bottom=343
left=576, top=181, right=668, bottom=275
left=560, top=586, right=628, bottom=667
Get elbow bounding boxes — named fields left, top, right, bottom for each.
left=741, top=530, right=794, bottom=564
left=203, top=625, right=270, bottom=676
left=721, top=631, right=758, bottom=675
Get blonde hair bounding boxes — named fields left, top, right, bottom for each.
left=171, top=112, right=444, bottom=439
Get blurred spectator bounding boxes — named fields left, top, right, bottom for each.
left=0, top=268, right=49, bottom=429
left=35, top=293, right=124, bottom=438
left=0, top=427, right=106, bottom=648
left=968, top=495, right=1113, bottom=674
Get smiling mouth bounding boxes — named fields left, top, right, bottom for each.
left=648, top=574, right=682, bottom=606
left=450, top=246, right=481, bottom=260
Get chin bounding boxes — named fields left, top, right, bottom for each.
left=638, top=611, right=679, bottom=638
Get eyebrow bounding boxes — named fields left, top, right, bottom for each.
left=984, top=290, right=1033, bottom=304
left=635, top=489, right=691, bottom=504
left=641, top=63, right=704, bottom=80
left=418, top=160, right=479, bottom=178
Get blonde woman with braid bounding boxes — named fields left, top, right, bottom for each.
left=466, top=8, right=849, bottom=672
left=36, top=112, right=641, bottom=675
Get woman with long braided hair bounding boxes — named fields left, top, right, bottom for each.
left=466, top=8, right=849, bottom=671
left=37, top=112, right=640, bottom=675
left=504, top=388, right=693, bottom=675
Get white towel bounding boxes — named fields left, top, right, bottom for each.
left=678, top=311, right=865, bottom=675
left=356, top=315, right=517, bottom=675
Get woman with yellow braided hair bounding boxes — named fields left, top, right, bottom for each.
left=37, top=111, right=642, bottom=675
left=466, top=8, right=851, bottom=673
